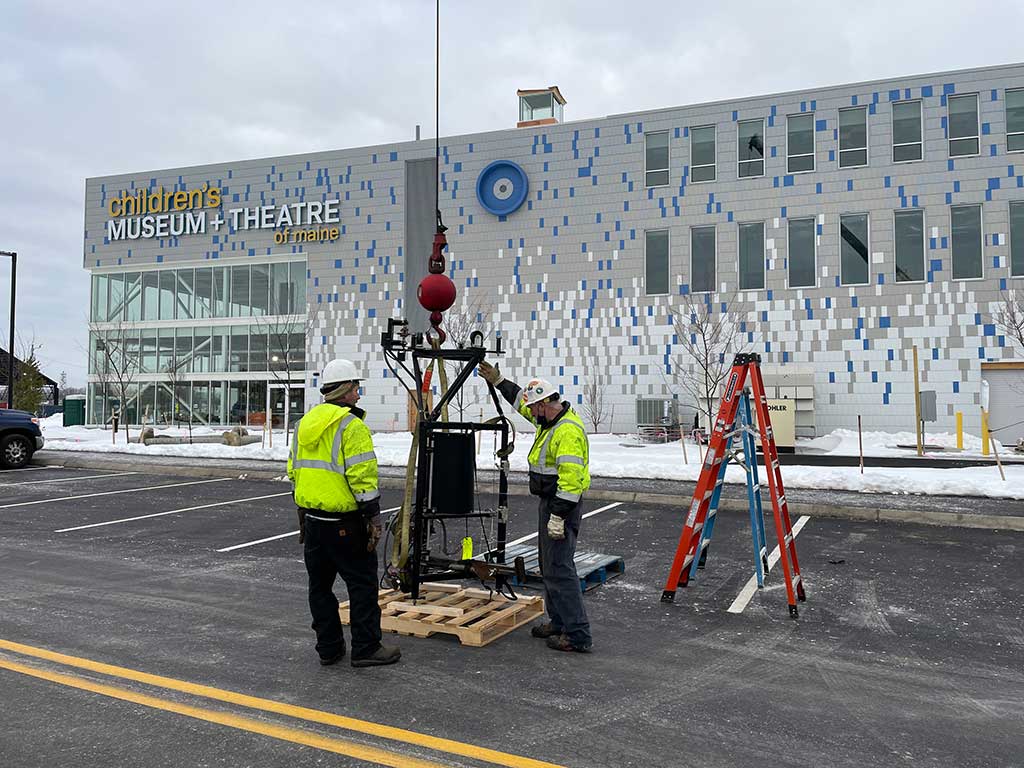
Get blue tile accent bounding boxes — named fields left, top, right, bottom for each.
left=880, top=316, right=891, bottom=328
left=816, top=119, right=827, bottom=132
left=847, top=179, right=854, bottom=191
left=816, top=182, right=823, bottom=194
left=732, top=110, right=738, bottom=121
left=784, top=175, right=794, bottom=187
left=953, top=381, right=960, bottom=393
left=888, top=89, right=900, bottom=101
left=922, top=85, right=933, bottom=97
left=943, top=83, right=955, bottom=95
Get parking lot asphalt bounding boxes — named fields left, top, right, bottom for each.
left=0, top=465, right=1022, bottom=767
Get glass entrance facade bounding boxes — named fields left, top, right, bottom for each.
left=87, top=258, right=308, bottom=427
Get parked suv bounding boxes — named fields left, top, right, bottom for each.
left=0, top=409, right=45, bottom=469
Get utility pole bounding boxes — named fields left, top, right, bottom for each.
left=1, top=251, right=16, bottom=409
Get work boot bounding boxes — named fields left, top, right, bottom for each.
left=318, top=644, right=347, bottom=666
left=546, top=634, right=592, bottom=653
left=351, top=645, right=401, bottom=668
left=530, top=622, right=562, bottom=638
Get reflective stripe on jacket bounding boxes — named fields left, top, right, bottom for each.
left=287, top=403, right=379, bottom=514
left=496, top=380, right=591, bottom=502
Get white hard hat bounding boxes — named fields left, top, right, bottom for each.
left=321, top=359, right=362, bottom=387
left=520, top=378, right=557, bottom=407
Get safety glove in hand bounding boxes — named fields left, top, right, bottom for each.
left=367, top=514, right=383, bottom=552
left=547, top=514, right=566, bottom=540
left=478, top=361, right=503, bottom=386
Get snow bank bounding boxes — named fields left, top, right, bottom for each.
left=37, top=422, right=1024, bottom=500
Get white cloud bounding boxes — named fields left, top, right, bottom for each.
left=1, top=0, right=1022, bottom=385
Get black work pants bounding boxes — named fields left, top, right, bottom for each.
left=303, top=515, right=382, bottom=661
left=538, top=497, right=592, bottom=646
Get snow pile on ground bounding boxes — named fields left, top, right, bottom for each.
left=798, top=428, right=1000, bottom=457
left=37, top=417, right=1024, bottom=500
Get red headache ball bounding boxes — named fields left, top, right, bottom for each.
left=417, top=272, right=456, bottom=312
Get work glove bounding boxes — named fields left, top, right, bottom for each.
left=367, top=514, right=383, bottom=552
left=478, top=361, right=504, bottom=386
left=296, top=508, right=306, bottom=545
left=547, top=514, right=566, bottom=540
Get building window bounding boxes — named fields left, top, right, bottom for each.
left=738, top=222, right=765, bottom=290
left=90, top=275, right=108, bottom=323
left=840, top=213, right=869, bottom=285
left=1007, top=88, right=1024, bottom=152
left=787, top=114, right=815, bottom=173
left=951, top=204, right=983, bottom=279
left=690, top=126, right=716, bottom=182
left=788, top=218, right=816, bottom=288
left=1011, top=201, right=1024, bottom=276
left=690, top=225, right=716, bottom=293
left=645, top=131, right=670, bottom=187
left=839, top=107, right=868, bottom=168
left=124, top=272, right=142, bottom=322
left=894, top=209, right=925, bottom=282
left=645, top=229, right=670, bottom=295
left=737, top=119, right=765, bottom=178
left=159, top=270, right=176, bottom=321
left=948, top=94, right=979, bottom=157
left=142, top=271, right=159, bottom=321
left=892, top=100, right=923, bottom=162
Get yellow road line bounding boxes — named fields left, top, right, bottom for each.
left=0, top=656, right=446, bottom=768
left=0, top=639, right=565, bottom=768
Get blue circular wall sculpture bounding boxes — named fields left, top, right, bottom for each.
left=476, top=160, right=529, bottom=216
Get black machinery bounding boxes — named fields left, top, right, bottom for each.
left=380, top=317, right=526, bottom=601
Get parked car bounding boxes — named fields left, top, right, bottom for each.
left=0, top=409, right=45, bottom=469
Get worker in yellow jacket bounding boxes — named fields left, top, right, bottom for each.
left=288, top=358, right=400, bottom=668
left=479, top=362, right=593, bottom=653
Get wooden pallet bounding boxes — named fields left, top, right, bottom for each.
left=479, top=543, right=626, bottom=592
left=339, top=583, right=544, bottom=648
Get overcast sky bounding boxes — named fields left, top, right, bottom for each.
left=2, top=0, right=1022, bottom=387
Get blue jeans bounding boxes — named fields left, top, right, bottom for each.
left=538, top=497, right=592, bottom=647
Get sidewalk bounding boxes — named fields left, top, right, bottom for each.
left=31, top=450, right=1024, bottom=532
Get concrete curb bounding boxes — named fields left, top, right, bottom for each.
left=32, top=453, right=1024, bottom=532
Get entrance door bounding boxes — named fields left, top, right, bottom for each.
left=270, top=384, right=305, bottom=433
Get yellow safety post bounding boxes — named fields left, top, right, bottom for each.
left=981, top=409, right=990, bottom=456
left=912, top=346, right=923, bottom=456
left=956, top=411, right=963, bottom=450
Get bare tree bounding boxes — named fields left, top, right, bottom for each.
left=252, top=290, right=319, bottom=446
left=993, top=291, right=1024, bottom=399
left=994, top=291, right=1024, bottom=353
left=579, top=349, right=608, bottom=433
left=439, top=293, right=495, bottom=421
left=96, top=319, right=141, bottom=445
left=162, top=352, right=189, bottom=433
left=669, top=293, right=755, bottom=431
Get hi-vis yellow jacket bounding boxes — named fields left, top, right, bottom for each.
left=497, top=381, right=591, bottom=507
left=287, top=403, right=379, bottom=514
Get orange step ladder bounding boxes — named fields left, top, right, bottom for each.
left=661, top=353, right=807, bottom=617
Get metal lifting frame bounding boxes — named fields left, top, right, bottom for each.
left=380, top=318, right=526, bottom=600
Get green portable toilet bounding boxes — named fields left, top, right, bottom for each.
left=63, top=395, right=86, bottom=427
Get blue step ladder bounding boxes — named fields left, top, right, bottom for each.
left=688, top=389, right=771, bottom=587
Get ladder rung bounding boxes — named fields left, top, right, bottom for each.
left=784, top=533, right=793, bottom=545
left=777, top=495, right=786, bottom=507
left=791, top=574, right=801, bottom=588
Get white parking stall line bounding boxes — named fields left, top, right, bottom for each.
left=216, top=506, right=402, bottom=553
left=0, top=472, right=139, bottom=487
left=1, top=478, right=233, bottom=510
left=727, top=515, right=810, bottom=615
left=55, top=492, right=294, bottom=533
left=506, top=501, right=623, bottom=547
